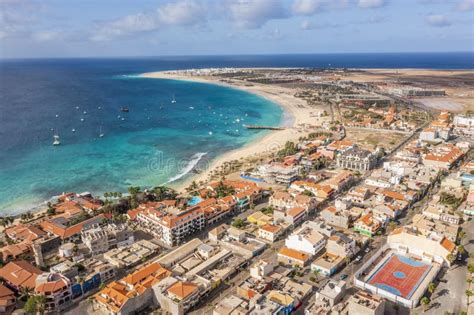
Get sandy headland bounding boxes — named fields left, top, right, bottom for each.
left=140, top=70, right=328, bottom=192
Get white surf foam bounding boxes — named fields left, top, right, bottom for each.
left=166, top=152, right=207, bottom=184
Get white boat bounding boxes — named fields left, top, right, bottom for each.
left=53, top=134, right=61, bottom=146
left=99, top=126, right=104, bottom=138
left=171, top=94, right=176, bottom=104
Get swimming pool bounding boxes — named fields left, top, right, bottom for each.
left=187, top=196, right=203, bottom=206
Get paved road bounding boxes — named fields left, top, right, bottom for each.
left=426, top=218, right=474, bottom=314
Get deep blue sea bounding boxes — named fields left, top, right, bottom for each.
left=1, top=52, right=473, bottom=214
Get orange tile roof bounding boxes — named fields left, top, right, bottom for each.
left=260, top=224, right=281, bottom=234
left=127, top=208, right=140, bottom=221
left=161, top=207, right=204, bottom=228
left=35, top=278, right=68, bottom=294
left=315, top=184, right=334, bottom=194
left=0, top=284, right=14, bottom=302
left=218, top=195, right=236, bottom=205
left=167, top=281, right=198, bottom=300
left=278, top=247, right=309, bottom=262
left=382, top=190, right=405, bottom=201
left=123, top=263, right=170, bottom=286
left=1, top=242, right=31, bottom=259
left=324, top=206, right=338, bottom=214
left=391, top=227, right=404, bottom=235
left=424, top=145, right=463, bottom=164
left=95, top=263, right=171, bottom=313
left=0, top=261, right=42, bottom=290
left=294, top=194, right=311, bottom=204
left=287, top=207, right=306, bottom=218
left=158, top=200, right=177, bottom=207
left=357, top=213, right=380, bottom=229
left=272, top=191, right=292, bottom=201
left=235, top=189, right=255, bottom=199
left=39, top=213, right=106, bottom=239
left=327, top=140, right=353, bottom=150
left=440, top=237, right=456, bottom=252
left=5, top=224, right=46, bottom=243
left=55, top=200, right=83, bottom=216
left=196, top=198, right=217, bottom=208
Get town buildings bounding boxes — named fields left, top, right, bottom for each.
left=35, top=273, right=72, bottom=313
left=285, top=223, right=326, bottom=256
left=81, top=223, right=134, bottom=255
left=336, top=145, right=379, bottom=171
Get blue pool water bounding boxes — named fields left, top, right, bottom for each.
left=187, top=196, right=203, bottom=206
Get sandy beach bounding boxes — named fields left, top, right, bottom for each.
left=140, top=70, right=325, bottom=192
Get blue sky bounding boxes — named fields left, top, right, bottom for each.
left=0, top=0, right=473, bottom=58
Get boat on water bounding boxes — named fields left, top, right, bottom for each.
left=171, top=95, right=176, bottom=104
left=99, top=126, right=104, bottom=138
left=121, top=107, right=129, bottom=112
left=53, top=134, right=60, bottom=146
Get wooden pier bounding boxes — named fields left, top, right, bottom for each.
left=244, top=125, right=286, bottom=130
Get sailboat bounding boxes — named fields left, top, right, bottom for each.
left=171, top=94, right=176, bottom=104
left=99, top=126, right=104, bottom=138
left=53, top=132, right=61, bottom=146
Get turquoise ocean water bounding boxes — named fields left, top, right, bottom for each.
left=0, top=61, right=282, bottom=214
left=1, top=53, right=473, bottom=214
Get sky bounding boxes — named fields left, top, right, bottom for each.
left=0, top=0, right=473, bottom=58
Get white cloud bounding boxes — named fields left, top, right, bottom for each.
left=300, top=20, right=313, bottom=29
left=292, top=0, right=323, bottom=15
left=157, top=0, right=206, bottom=26
left=91, top=0, right=206, bottom=41
left=31, top=30, right=62, bottom=42
left=357, top=0, right=387, bottom=9
left=457, top=0, right=474, bottom=11
left=226, top=0, right=287, bottom=29
left=425, top=14, right=452, bottom=27
left=292, top=0, right=349, bottom=15
left=91, top=12, right=160, bottom=41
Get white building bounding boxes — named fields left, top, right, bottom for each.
left=250, top=260, right=274, bottom=280
left=133, top=206, right=206, bottom=247
left=81, top=223, right=134, bottom=255
left=285, top=223, right=326, bottom=256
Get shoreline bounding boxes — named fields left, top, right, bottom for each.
left=139, top=70, right=324, bottom=192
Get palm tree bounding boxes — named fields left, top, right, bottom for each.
left=466, top=290, right=473, bottom=308
left=87, top=296, right=95, bottom=311
left=128, top=186, right=141, bottom=197
left=313, top=269, right=320, bottom=282
left=447, top=253, right=455, bottom=266
left=18, top=287, right=33, bottom=302
left=458, top=245, right=465, bottom=256
left=24, top=295, right=46, bottom=315
left=468, top=263, right=474, bottom=274
left=420, top=296, right=430, bottom=312
left=428, top=282, right=436, bottom=295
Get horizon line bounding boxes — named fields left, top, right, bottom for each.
left=1, top=51, right=473, bottom=61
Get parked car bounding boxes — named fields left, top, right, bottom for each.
left=339, top=274, right=348, bottom=280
